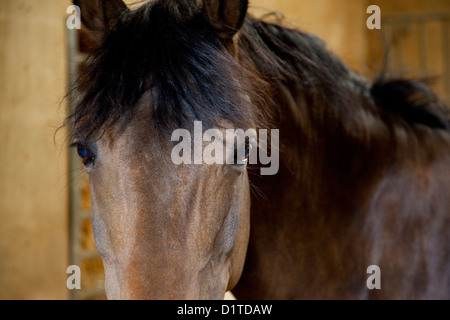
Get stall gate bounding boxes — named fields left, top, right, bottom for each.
left=67, top=28, right=106, bottom=300
left=382, top=12, right=450, bottom=105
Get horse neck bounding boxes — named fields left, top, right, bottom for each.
left=277, top=74, right=391, bottom=206
left=239, top=18, right=394, bottom=193
left=235, top=23, right=395, bottom=299
left=262, top=67, right=395, bottom=224
left=255, top=27, right=395, bottom=217
left=236, top=74, right=391, bottom=298
left=235, top=20, right=450, bottom=299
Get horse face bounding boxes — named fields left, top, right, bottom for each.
left=72, top=0, right=252, bottom=299
left=75, top=105, right=250, bottom=299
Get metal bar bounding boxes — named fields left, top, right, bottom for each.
left=394, top=27, right=406, bottom=76
left=418, top=21, right=428, bottom=77
left=79, top=250, right=102, bottom=260
left=380, top=25, right=394, bottom=75
left=383, top=12, right=450, bottom=25
left=442, top=19, right=450, bottom=105
left=67, top=27, right=106, bottom=300
left=77, top=287, right=106, bottom=300
left=67, top=27, right=81, bottom=301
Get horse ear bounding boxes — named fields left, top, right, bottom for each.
left=73, top=0, right=128, bottom=42
left=202, top=0, right=249, bottom=40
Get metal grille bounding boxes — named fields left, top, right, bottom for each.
left=382, top=12, right=450, bottom=105
left=67, top=28, right=106, bottom=300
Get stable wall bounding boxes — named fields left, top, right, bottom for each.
left=0, top=0, right=71, bottom=299
left=252, top=0, right=450, bottom=100
left=251, top=0, right=369, bottom=73
left=253, top=0, right=450, bottom=72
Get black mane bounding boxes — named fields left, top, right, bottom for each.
left=370, top=78, right=450, bottom=130
left=70, top=0, right=267, bottom=138
left=68, top=0, right=449, bottom=140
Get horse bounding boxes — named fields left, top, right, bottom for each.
left=67, top=0, right=450, bottom=299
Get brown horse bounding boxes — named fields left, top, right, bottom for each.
left=68, top=0, right=450, bottom=299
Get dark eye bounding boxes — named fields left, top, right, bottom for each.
left=244, top=145, right=251, bottom=158
left=242, top=144, right=251, bottom=163
left=72, top=143, right=96, bottom=167
left=234, top=138, right=252, bottom=165
left=77, top=145, right=89, bottom=158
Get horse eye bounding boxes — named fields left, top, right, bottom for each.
left=77, top=145, right=88, bottom=158
left=235, top=140, right=252, bottom=165
left=72, top=143, right=95, bottom=166
left=242, top=144, right=251, bottom=162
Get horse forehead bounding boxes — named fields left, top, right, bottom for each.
left=100, top=107, right=156, bottom=151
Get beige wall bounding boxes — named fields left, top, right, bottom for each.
left=252, top=0, right=450, bottom=78
left=0, top=0, right=71, bottom=299
left=365, top=0, right=450, bottom=101
left=251, top=0, right=369, bottom=73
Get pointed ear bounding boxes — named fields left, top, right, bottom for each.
left=73, top=0, right=128, bottom=42
left=202, top=0, right=249, bottom=40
